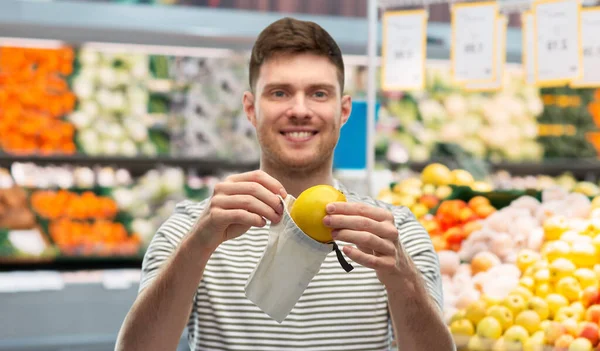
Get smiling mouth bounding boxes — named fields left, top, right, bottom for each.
left=280, top=131, right=318, bottom=141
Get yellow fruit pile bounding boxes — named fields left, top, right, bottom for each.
left=448, top=217, right=600, bottom=350
left=377, top=164, right=493, bottom=220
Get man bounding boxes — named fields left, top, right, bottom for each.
left=116, top=17, right=454, bottom=351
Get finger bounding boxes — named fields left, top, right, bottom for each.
left=213, top=194, right=282, bottom=224
left=325, top=215, right=397, bottom=241
left=212, top=208, right=266, bottom=228
left=356, top=245, right=372, bottom=255
left=226, top=170, right=287, bottom=198
left=215, top=181, right=283, bottom=215
left=333, top=229, right=396, bottom=256
left=342, top=246, right=387, bottom=270
left=326, top=202, right=393, bottom=223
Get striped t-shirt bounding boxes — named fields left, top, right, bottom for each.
left=139, top=181, right=444, bottom=351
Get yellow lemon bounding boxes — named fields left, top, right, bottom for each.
left=290, top=185, right=346, bottom=243
left=421, top=163, right=452, bottom=186
left=450, top=169, right=475, bottom=186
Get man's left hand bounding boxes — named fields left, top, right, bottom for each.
left=323, top=202, right=405, bottom=288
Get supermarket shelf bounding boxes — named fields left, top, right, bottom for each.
left=0, top=280, right=191, bottom=351
left=388, top=158, right=600, bottom=179
left=0, top=154, right=259, bottom=176
left=0, top=0, right=524, bottom=62
left=0, top=256, right=144, bottom=272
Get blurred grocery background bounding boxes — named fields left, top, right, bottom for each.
left=2, top=0, right=600, bottom=350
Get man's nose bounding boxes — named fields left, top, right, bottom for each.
left=287, top=95, right=312, bottom=119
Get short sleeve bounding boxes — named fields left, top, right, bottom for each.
left=138, top=200, right=207, bottom=293
left=391, top=206, right=444, bottom=314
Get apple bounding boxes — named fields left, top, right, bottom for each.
left=540, top=320, right=552, bottom=332
left=561, top=230, right=584, bottom=244
left=572, top=302, right=586, bottom=319
left=481, top=294, right=502, bottom=308
left=487, top=305, right=514, bottom=331
left=556, top=276, right=583, bottom=302
left=534, top=269, right=551, bottom=285
left=582, top=287, right=600, bottom=308
left=563, top=318, right=580, bottom=337
left=528, top=296, right=550, bottom=320
left=571, top=242, right=598, bottom=269
left=468, top=335, right=492, bottom=351
left=450, top=310, right=467, bottom=324
left=585, top=305, right=600, bottom=323
left=547, top=294, right=570, bottom=319
left=519, top=277, right=536, bottom=291
left=503, top=294, right=527, bottom=316
left=493, top=337, right=523, bottom=351
left=512, top=286, right=534, bottom=300
left=523, top=331, right=545, bottom=351
left=535, top=283, right=553, bottom=298
left=522, top=334, right=545, bottom=351
left=504, top=325, right=530, bottom=345
left=577, top=322, right=599, bottom=346
left=465, top=300, right=488, bottom=325
left=569, top=337, right=594, bottom=351
left=523, top=260, right=549, bottom=278
left=543, top=215, right=570, bottom=241
left=545, top=321, right=568, bottom=345
left=575, top=268, right=599, bottom=289
left=515, top=310, right=541, bottom=334
left=555, top=334, right=576, bottom=349
left=542, top=240, right=571, bottom=263
left=450, top=319, right=475, bottom=337
left=550, top=258, right=577, bottom=284
left=476, top=316, right=503, bottom=340
left=556, top=306, right=582, bottom=322
left=594, top=264, right=600, bottom=280
left=517, top=249, right=542, bottom=273
left=593, top=239, right=600, bottom=263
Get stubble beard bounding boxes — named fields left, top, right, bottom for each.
left=258, top=128, right=339, bottom=177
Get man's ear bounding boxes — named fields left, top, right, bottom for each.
left=340, top=94, right=352, bottom=126
left=243, top=91, right=257, bottom=127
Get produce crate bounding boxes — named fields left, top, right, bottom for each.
left=442, top=186, right=541, bottom=210
left=0, top=227, right=59, bottom=265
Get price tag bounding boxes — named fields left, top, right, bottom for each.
left=464, top=16, right=507, bottom=92
left=451, top=2, right=499, bottom=84
left=522, top=12, right=536, bottom=84
left=571, top=7, right=600, bottom=87
left=533, top=0, right=582, bottom=86
left=381, top=10, right=428, bottom=91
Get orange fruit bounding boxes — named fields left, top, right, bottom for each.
left=474, top=205, right=496, bottom=218
left=468, top=196, right=490, bottom=209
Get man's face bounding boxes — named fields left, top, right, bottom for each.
left=243, top=53, right=352, bottom=172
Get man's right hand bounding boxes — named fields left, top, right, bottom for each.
left=191, top=170, right=287, bottom=253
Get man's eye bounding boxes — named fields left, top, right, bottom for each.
left=272, top=91, right=286, bottom=97
left=314, top=91, right=327, bottom=98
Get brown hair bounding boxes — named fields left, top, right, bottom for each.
left=249, top=17, right=345, bottom=94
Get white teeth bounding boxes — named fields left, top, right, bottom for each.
left=286, top=132, right=312, bottom=138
